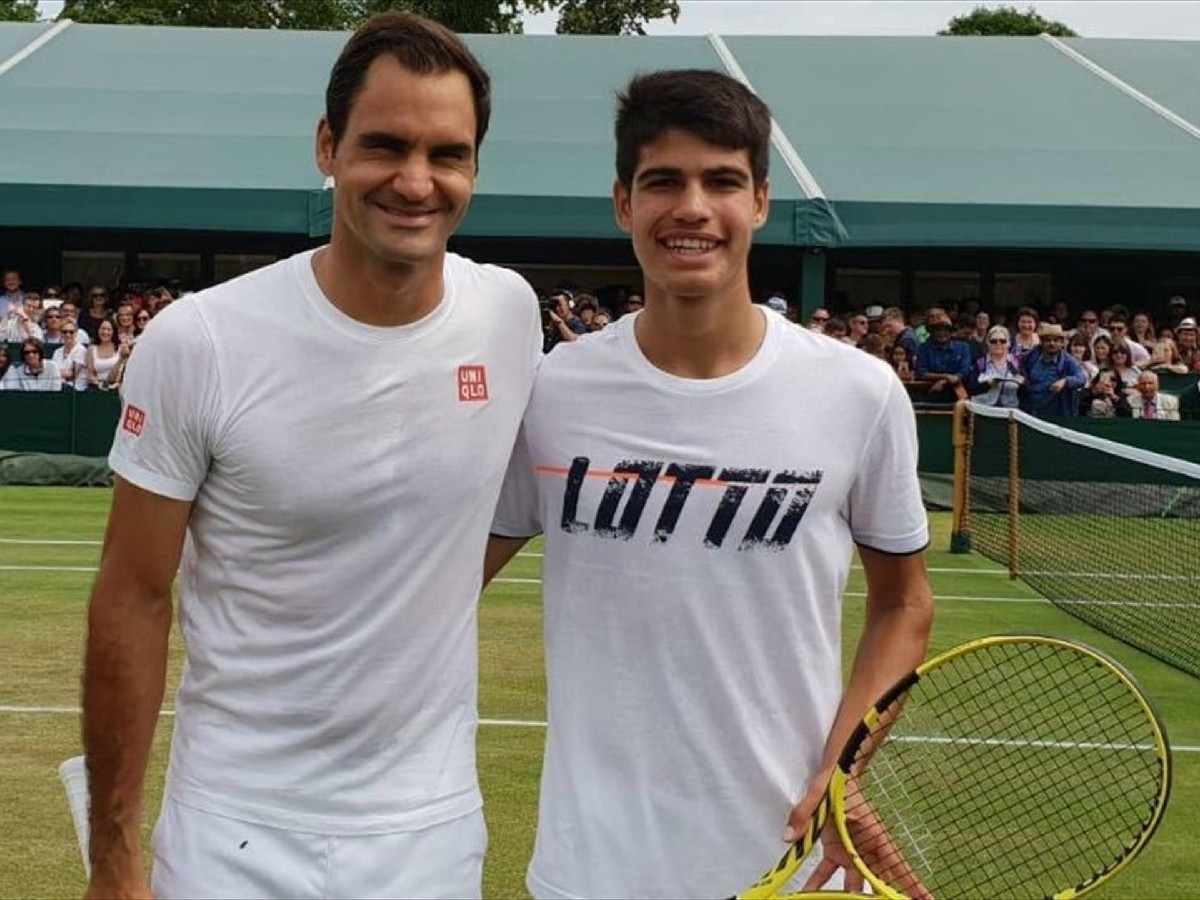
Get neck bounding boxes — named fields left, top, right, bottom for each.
left=314, top=228, right=446, bottom=327
left=634, top=279, right=765, bottom=379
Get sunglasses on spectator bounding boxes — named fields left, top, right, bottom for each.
left=23, top=348, right=39, bottom=355
left=988, top=338, right=1008, bottom=344
left=46, top=311, right=60, bottom=318
left=62, top=329, right=76, bottom=335
left=812, top=316, right=829, bottom=323
left=1081, top=317, right=1098, bottom=323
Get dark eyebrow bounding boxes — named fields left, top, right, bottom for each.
left=358, top=132, right=411, bottom=153
left=636, top=167, right=683, bottom=185
left=704, top=166, right=750, bottom=182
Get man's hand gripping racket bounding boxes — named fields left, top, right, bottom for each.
left=736, top=635, right=1172, bottom=899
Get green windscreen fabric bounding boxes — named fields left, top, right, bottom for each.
left=965, top=403, right=1200, bottom=679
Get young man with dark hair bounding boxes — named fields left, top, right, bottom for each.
left=485, top=69, right=933, bottom=899
left=83, top=13, right=539, bottom=899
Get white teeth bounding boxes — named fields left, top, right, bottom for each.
left=663, top=237, right=717, bottom=253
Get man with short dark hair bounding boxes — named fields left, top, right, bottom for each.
left=2, top=269, right=23, bottom=316
left=83, top=13, right=539, bottom=899
left=880, top=306, right=919, bottom=362
left=485, top=69, right=932, bottom=899
left=1107, top=314, right=1149, bottom=365
left=0, top=338, right=60, bottom=391
left=808, top=306, right=830, bottom=332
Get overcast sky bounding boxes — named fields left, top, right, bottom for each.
left=35, top=0, right=1200, bottom=39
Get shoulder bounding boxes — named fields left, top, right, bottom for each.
left=784, top=319, right=898, bottom=399
left=134, top=296, right=216, bottom=360
left=448, top=254, right=536, bottom=309
left=537, top=317, right=625, bottom=384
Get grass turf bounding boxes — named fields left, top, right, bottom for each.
left=0, top=487, right=1196, bottom=898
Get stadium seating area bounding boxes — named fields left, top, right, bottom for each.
left=3, top=263, right=1199, bottom=421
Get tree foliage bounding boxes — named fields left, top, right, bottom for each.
left=58, top=0, right=676, bottom=34
left=939, top=5, right=1077, bottom=37
left=553, top=0, right=679, bottom=35
left=0, top=0, right=39, bottom=22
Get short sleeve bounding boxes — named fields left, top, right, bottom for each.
left=491, top=424, right=542, bottom=538
left=107, top=301, right=221, bottom=502
left=848, top=377, right=929, bottom=555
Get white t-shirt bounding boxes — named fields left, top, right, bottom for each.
left=110, top=248, right=541, bottom=834
left=493, top=309, right=928, bottom=899
left=52, top=343, right=88, bottom=391
left=1, top=359, right=61, bottom=391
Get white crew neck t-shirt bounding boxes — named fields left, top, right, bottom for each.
left=493, top=309, right=928, bottom=899
left=110, top=248, right=540, bottom=834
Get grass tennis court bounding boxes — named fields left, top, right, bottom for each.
left=1, top=486, right=1196, bottom=899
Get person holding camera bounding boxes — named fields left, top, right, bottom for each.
left=542, top=289, right=587, bottom=351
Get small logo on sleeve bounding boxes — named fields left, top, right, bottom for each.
left=457, top=365, right=489, bottom=402
left=122, top=404, right=146, bottom=436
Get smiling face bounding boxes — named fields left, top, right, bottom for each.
left=614, top=129, right=767, bottom=303
left=317, top=56, right=477, bottom=270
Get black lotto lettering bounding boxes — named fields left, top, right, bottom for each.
left=703, top=468, right=770, bottom=548
left=594, top=460, right=664, bottom=539
left=739, top=470, right=823, bottom=550
left=652, top=464, right=716, bottom=543
left=560, top=456, right=591, bottom=533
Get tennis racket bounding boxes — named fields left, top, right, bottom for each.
left=736, top=635, right=1171, bottom=899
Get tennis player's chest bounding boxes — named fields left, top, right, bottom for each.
left=527, top=417, right=857, bottom=553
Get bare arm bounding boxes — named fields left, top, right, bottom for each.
left=483, top=534, right=530, bottom=588
left=83, top=477, right=192, bottom=899
left=792, top=545, right=935, bottom=893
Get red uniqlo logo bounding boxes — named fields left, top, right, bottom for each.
left=458, top=365, right=489, bottom=402
left=122, top=404, right=146, bottom=436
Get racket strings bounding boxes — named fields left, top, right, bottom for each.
left=844, top=640, right=1165, bottom=898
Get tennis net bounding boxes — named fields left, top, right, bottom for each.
left=953, top=401, right=1200, bottom=680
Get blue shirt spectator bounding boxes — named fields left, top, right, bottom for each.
left=1020, top=324, right=1087, bottom=417
left=915, top=323, right=973, bottom=382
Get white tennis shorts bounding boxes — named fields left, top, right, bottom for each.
left=150, top=796, right=487, bottom=899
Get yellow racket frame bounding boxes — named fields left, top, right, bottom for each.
left=737, top=634, right=1172, bottom=900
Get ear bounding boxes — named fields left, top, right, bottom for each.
left=316, top=116, right=335, bottom=178
left=752, top=178, right=770, bottom=231
left=612, top=179, right=633, bottom=235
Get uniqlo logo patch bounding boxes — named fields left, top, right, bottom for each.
left=122, top=404, right=146, bottom=436
left=458, top=365, right=489, bottom=402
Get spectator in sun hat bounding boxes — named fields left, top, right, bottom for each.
left=865, top=304, right=884, bottom=334
left=1174, top=317, right=1200, bottom=372
left=764, top=294, right=788, bottom=317
left=1020, top=322, right=1087, bottom=417
left=915, top=312, right=973, bottom=402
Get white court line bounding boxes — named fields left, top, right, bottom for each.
left=2, top=705, right=1194, bottom=751
left=8, top=544, right=1195, bottom=584
left=0, top=538, right=102, bottom=546
left=1, top=565, right=98, bottom=572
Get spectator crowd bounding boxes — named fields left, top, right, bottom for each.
left=5, top=261, right=1199, bottom=422
left=0, top=268, right=177, bottom=393
left=800, top=294, right=1200, bottom=421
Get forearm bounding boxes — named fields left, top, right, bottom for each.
left=82, top=567, right=172, bottom=882
left=555, top=320, right=578, bottom=342
left=816, top=578, right=933, bottom=775
left=483, top=534, right=529, bottom=588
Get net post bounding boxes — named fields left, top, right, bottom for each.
left=1007, top=412, right=1020, bottom=579
left=950, top=400, right=972, bottom=553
